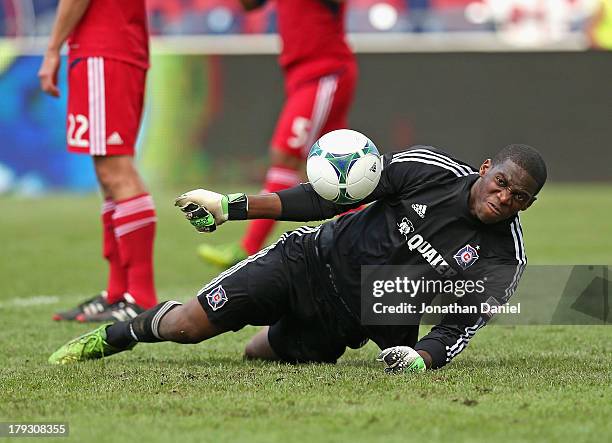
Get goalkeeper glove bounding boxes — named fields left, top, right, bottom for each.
left=174, top=189, right=247, bottom=233
left=377, top=346, right=426, bottom=374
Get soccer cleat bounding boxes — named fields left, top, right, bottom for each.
left=52, top=291, right=109, bottom=321
left=197, top=243, right=247, bottom=269
left=76, top=293, right=144, bottom=323
left=48, top=324, right=132, bottom=364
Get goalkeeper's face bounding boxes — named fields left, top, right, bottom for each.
left=471, top=159, right=539, bottom=224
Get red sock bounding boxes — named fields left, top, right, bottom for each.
left=242, top=166, right=300, bottom=255
left=102, top=199, right=127, bottom=304
left=113, top=194, right=158, bottom=309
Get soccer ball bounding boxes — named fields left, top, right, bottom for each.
left=306, top=129, right=381, bottom=204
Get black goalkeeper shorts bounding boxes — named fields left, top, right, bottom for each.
left=196, top=226, right=351, bottom=364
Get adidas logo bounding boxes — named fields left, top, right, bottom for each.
left=411, top=203, right=427, bottom=219
left=106, top=132, right=124, bottom=145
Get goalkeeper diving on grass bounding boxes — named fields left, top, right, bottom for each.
left=49, top=139, right=547, bottom=373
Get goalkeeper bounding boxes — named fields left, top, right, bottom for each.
left=49, top=144, right=546, bottom=372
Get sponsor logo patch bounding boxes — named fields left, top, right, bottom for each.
left=206, top=285, right=228, bottom=311
left=397, top=217, right=414, bottom=239
left=397, top=217, right=457, bottom=277
left=453, top=244, right=479, bottom=270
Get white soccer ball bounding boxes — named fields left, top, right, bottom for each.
left=306, top=129, right=381, bottom=204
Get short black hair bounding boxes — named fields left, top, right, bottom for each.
left=492, top=144, right=547, bottom=195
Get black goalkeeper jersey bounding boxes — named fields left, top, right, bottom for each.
left=278, top=146, right=527, bottom=368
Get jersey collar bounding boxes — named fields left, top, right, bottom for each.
left=461, top=174, right=481, bottom=223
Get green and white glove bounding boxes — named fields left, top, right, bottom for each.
left=377, top=346, right=426, bottom=374
left=174, top=189, right=247, bottom=233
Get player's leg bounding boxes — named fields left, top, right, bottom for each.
left=244, top=326, right=279, bottom=360
left=93, top=156, right=145, bottom=313
left=240, top=76, right=337, bottom=258
left=48, top=298, right=226, bottom=365
left=316, top=64, right=357, bottom=147
left=104, top=298, right=223, bottom=348
left=80, top=58, right=157, bottom=321
left=313, top=65, right=362, bottom=216
left=52, top=57, right=117, bottom=321
left=241, top=67, right=356, bottom=261
left=244, top=225, right=355, bottom=364
left=247, top=316, right=348, bottom=364
left=89, top=154, right=158, bottom=319
left=198, top=73, right=345, bottom=268
left=257, top=66, right=359, bottom=237
left=95, top=155, right=148, bottom=201
left=94, top=164, right=136, bottom=320
left=49, top=232, right=294, bottom=364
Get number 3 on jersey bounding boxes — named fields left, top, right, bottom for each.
left=288, top=116, right=312, bottom=149
left=67, top=113, right=89, bottom=148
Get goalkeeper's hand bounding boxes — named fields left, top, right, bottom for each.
left=377, top=346, right=426, bottom=374
left=175, top=189, right=247, bottom=233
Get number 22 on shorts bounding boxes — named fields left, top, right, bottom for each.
left=67, top=113, right=89, bottom=148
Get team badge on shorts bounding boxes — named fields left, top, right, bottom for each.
left=206, top=285, right=228, bottom=311
left=453, top=244, right=479, bottom=270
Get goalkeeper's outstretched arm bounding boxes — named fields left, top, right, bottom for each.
left=175, top=147, right=445, bottom=230
left=274, top=183, right=360, bottom=221
left=175, top=183, right=360, bottom=232
left=244, top=182, right=362, bottom=221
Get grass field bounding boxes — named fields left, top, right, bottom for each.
left=0, top=184, right=611, bottom=442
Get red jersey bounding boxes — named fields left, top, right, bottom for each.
left=275, top=0, right=355, bottom=87
left=68, top=0, right=149, bottom=70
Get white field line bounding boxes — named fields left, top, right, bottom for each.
left=0, top=295, right=60, bottom=309
left=0, top=287, right=197, bottom=309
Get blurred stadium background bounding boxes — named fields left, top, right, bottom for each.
left=0, top=0, right=610, bottom=194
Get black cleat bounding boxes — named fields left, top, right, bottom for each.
left=76, top=293, right=145, bottom=323
left=52, top=291, right=109, bottom=321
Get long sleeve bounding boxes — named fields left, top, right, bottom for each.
left=415, top=217, right=527, bottom=369
left=276, top=146, right=466, bottom=222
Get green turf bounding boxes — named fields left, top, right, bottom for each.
left=0, top=184, right=610, bottom=442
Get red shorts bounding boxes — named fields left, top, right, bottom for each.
left=67, top=57, right=146, bottom=156
left=271, top=63, right=358, bottom=159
